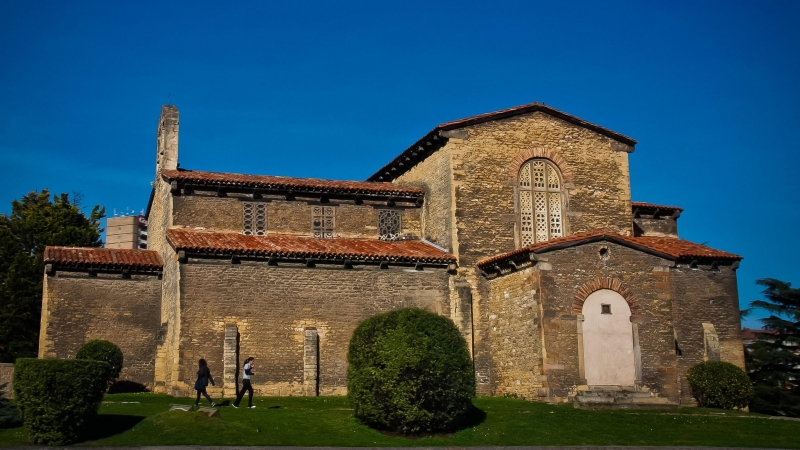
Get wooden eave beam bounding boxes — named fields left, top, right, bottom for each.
left=179, top=250, right=451, bottom=268
left=180, top=183, right=422, bottom=204
left=47, top=265, right=162, bottom=276
left=366, top=132, right=449, bottom=182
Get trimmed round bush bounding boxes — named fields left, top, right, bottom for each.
left=13, top=358, right=109, bottom=445
left=687, top=361, right=754, bottom=410
left=77, top=340, right=123, bottom=388
left=347, top=308, right=475, bottom=434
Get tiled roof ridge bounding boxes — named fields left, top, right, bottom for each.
left=162, top=169, right=424, bottom=197
left=367, top=102, right=637, bottom=182
left=631, top=201, right=684, bottom=212
left=437, top=102, right=637, bottom=145
left=477, top=230, right=741, bottom=268
left=44, top=246, right=164, bottom=270
left=166, top=228, right=456, bottom=265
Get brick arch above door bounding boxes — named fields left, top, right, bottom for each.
left=572, top=276, right=641, bottom=315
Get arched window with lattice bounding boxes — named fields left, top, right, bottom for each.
left=518, top=159, right=564, bottom=246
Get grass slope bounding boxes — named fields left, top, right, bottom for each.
left=0, top=393, right=796, bottom=447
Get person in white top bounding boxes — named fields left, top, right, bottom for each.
left=233, top=357, right=255, bottom=408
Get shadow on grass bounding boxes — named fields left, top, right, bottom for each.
left=78, top=414, right=146, bottom=442
left=375, top=403, right=487, bottom=439
left=108, top=380, right=150, bottom=394
left=459, top=403, right=487, bottom=429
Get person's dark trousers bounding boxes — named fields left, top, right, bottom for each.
left=234, top=379, right=254, bottom=407
left=195, top=387, right=213, bottom=405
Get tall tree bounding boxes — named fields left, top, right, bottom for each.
left=0, top=190, right=104, bottom=362
left=745, top=278, right=800, bottom=416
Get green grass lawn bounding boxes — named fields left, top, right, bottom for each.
left=0, top=393, right=796, bottom=447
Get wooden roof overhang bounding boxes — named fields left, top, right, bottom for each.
left=44, top=262, right=163, bottom=278
left=632, top=202, right=684, bottom=219
left=162, top=170, right=424, bottom=207
left=367, top=129, right=450, bottom=182
left=176, top=249, right=455, bottom=271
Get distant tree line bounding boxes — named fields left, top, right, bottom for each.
left=0, top=190, right=104, bottom=362
left=745, top=278, right=800, bottom=416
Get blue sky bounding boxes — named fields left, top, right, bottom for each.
left=1, top=1, right=798, bottom=326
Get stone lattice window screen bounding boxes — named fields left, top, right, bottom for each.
left=312, top=206, right=335, bottom=238
left=378, top=210, right=402, bottom=241
left=243, top=202, right=266, bottom=236
left=519, top=159, right=563, bottom=246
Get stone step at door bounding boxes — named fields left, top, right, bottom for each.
left=570, top=385, right=679, bottom=409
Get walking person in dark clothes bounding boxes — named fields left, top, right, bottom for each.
left=194, top=358, right=216, bottom=407
left=233, top=357, right=256, bottom=408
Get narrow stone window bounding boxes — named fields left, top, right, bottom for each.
left=518, top=159, right=564, bottom=246
left=378, top=210, right=401, bottom=241
left=242, top=202, right=266, bottom=236
left=312, top=206, right=335, bottom=238
left=601, top=304, right=611, bottom=314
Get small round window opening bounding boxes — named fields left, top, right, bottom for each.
left=601, top=304, right=612, bottom=314
left=598, top=246, right=609, bottom=261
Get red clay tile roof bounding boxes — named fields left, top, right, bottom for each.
left=621, top=235, right=741, bottom=260
left=368, top=102, right=637, bottom=182
left=166, top=228, right=456, bottom=265
left=477, top=230, right=741, bottom=268
left=44, top=247, right=163, bottom=270
left=162, top=169, right=424, bottom=198
left=631, top=202, right=683, bottom=213
left=742, top=328, right=777, bottom=341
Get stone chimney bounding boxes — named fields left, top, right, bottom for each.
left=155, top=105, right=179, bottom=177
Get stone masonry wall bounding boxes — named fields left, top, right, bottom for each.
left=395, top=145, right=453, bottom=251
left=484, top=267, right=543, bottom=398
left=267, top=201, right=421, bottom=239
left=39, top=273, right=162, bottom=389
left=0, top=364, right=13, bottom=399
left=482, top=242, right=681, bottom=402
left=394, top=112, right=635, bottom=396
left=148, top=105, right=180, bottom=394
left=173, top=196, right=243, bottom=231
left=393, top=145, right=478, bottom=391
left=633, top=215, right=678, bottom=238
left=670, top=265, right=743, bottom=404
left=148, top=176, right=180, bottom=394
left=172, top=194, right=421, bottom=239
left=175, top=260, right=451, bottom=396
left=448, top=111, right=633, bottom=269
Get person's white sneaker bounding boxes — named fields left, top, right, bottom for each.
left=248, top=405, right=256, bottom=409
left=232, top=404, right=238, bottom=408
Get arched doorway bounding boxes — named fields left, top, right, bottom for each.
left=581, top=289, right=636, bottom=386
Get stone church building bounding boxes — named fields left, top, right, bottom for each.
left=39, top=102, right=744, bottom=405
